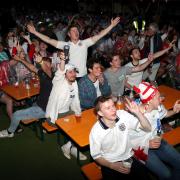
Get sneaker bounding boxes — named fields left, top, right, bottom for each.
left=61, top=144, right=71, bottom=159
left=0, top=130, right=14, bottom=138
left=15, top=126, right=23, bottom=134
left=43, top=129, right=47, bottom=134
left=70, top=146, right=87, bottom=161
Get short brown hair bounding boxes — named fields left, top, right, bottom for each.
left=94, top=96, right=112, bottom=115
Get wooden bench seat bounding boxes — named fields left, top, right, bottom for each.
left=42, top=121, right=58, bottom=132
left=81, top=162, right=102, bottom=180
left=21, top=118, right=38, bottom=125
left=163, top=126, right=180, bottom=146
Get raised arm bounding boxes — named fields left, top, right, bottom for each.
left=91, top=17, right=120, bottom=43
left=58, top=52, right=66, bottom=71
left=27, top=24, right=58, bottom=48
left=125, top=97, right=151, bottom=132
left=165, top=100, right=180, bottom=118
left=153, top=40, right=174, bottom=59
left=132, top=53, right=154, bottom=73
left=13, top=55, right=38, bottom=73
left=34, top=55, right=52, bottom=78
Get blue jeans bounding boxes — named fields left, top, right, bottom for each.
left=8, top=105, right=45, bottom=133
left=146, top=140, right=180, bottom=180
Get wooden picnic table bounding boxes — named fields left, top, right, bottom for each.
left=1, top=80, right=40, bottom=100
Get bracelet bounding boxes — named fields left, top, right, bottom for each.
left=39, top=60, right=44, bottom=65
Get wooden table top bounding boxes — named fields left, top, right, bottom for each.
left=56, top=108, right=97, bottom=148
left=158, top=85, right=180, bottom=110
left=1, top=81, right=40, bottom=100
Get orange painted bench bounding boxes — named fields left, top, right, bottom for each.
left=21, top=118, right=38, bottom=125
left=42, top=121, right=58, bottom=132
left=162, top=127, right=180, bottom=146
left=81, top=162, right=102, bottom=180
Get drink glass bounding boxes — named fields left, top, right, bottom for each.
left=122, top=158, right=133, bottom=168
left=75, top=113, right=82, bottom=123
left=116, top=96, right=124, bottom=110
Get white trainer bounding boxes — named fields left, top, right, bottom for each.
left=61, top=144, right=71, bottom=159
left=0, top=130, right=14, bottom=138
left=70, top=146, right=87, bottom=161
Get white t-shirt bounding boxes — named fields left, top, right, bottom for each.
left=125, top=58, right=148, bottom=87
left=89, top=110, right=140, bottom=163
left=58, top=84, right=75, bottom=113
left=56, top=38, right=95, bottom=77
left=93, top=80, right=101, bottom=98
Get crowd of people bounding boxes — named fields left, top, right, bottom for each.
left=0, top=7, right=180, bottom=179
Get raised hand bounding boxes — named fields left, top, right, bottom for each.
left=147, top=53, right=154, bottom=62
left=13, top=55, right=21, bottom=62
left=97, top=73, right=104, bottom=85
left=27, top=24, right=36, bottom=34
left=58, top=51, right=66, bottom=62
left=169, top=39, right=176, bottom=49
left=111, top=17, right=120, bottom=28
left=173, top=100, right=180, bottom=113
left=124, top=97, right=140, bottom=115
left=34, top=54, right=42, bottom=64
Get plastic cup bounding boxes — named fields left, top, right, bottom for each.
left=122, top=158, right=133, bottom=168
left=75, top=114, right=81, bottom=123
left=116, top=102, right=124, bottom=110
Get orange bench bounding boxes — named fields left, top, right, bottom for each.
left=21, top=118, right=38, bottom=125
left=163, top=127, right=180, bottom=146
left=42, top=121, right=58, bottom=132
left=81, top=162, right=102, bottom=180
left=39, top=121, right=60, bottom=144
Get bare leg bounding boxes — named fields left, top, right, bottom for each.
left=0, top=93, right=13, bottom=120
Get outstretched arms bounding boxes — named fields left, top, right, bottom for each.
left=27, top=24, right=58, bottom=48
left=91, top=17, right=120, bottom=43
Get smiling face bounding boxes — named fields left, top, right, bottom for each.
left=98, top=99, right=117, bottom=121
left=88, top=63, right=102, bottom=78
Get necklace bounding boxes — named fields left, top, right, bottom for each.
left=131, top=61, right=139, bottom=66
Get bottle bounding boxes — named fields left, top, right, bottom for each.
left=129, top=88, right=134, bottom=99
left=156, top=118, right=162, bottom=136
left=25, top=78, right=30, bottom=90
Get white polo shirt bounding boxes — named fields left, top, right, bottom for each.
left=125, top=58, right=148, bottom=87
left=89, top=110, right=140, bottom=163
left=56, top=38, right=95, bottom=77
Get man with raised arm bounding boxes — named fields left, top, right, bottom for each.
left=27, top=17, right=120, bottom=78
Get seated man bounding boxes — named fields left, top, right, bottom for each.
left=78, top=58, right=111, bottom=110
left=45, top=52, right=86, bottom=160
left=0, top=55, right=53, bottom=138
left=89, top=96, right=151, bottom=179
left=130, top=82, right=180, bottom=180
